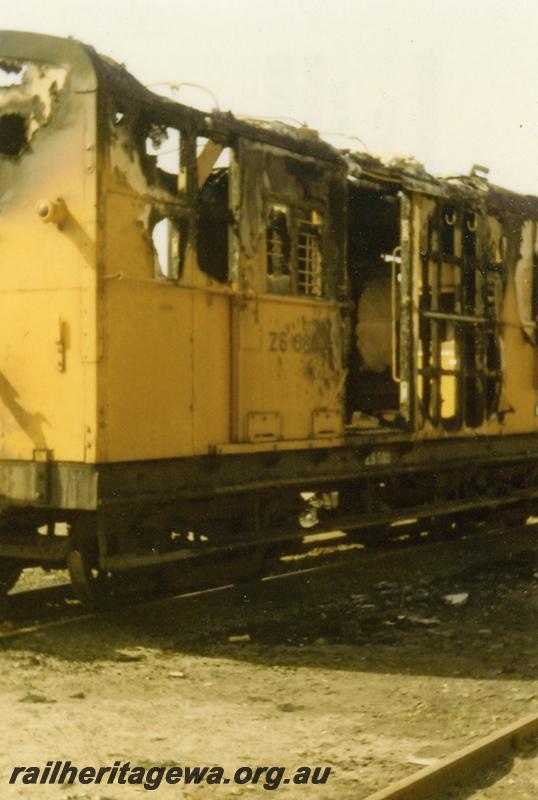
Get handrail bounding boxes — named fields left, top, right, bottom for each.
left=390, top=246, right=402, bottom=382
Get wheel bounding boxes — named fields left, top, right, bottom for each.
left=0, top=559, right=23, bottom=595
left=67, top=518, right=115, bottom=608
left=67, top=545, right=106, bottom=608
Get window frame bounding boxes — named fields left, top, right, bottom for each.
left=265, top=199, right=326, bottom=299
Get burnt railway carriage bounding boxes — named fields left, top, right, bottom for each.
left=0, top=31, right=537, bottom=604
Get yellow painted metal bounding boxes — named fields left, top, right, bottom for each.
left=97, top=109, right=346, bottom=460
left=235, top=293, right=344, bottom=442
left=0, top=31, right=536, bottom=472
left=500, top=217, right=536, bottom=433
left=0, top=32, right=98, bottom=464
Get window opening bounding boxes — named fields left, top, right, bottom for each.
left=441, top=205, right=456, bottom=257
left=266, top=205, right=291, bottom=294
left=196, top=137, right=231, bottom=186
left=418, top=205, right=498, bottom=430
left=439, top=289, right=458, bottom=421
left=146, top=125, right=181, bottom=177
left=418, top=209, right=462, bottom=429
left=462, top=211, right=477, bottom=258
left=297, top=210, right=323, bottom=297
left=197, top=165, right=230, bottom=283
left=152, top=217, right=182, bottom=280
left=213, top=148, right=230, bottom=169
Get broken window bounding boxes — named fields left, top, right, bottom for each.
left=438, top=288, right=458, bottom=422
left=196, top=139, right=231, bottom=283
left=266, top=207, right=324, bottom=298
left=462, top=211, right=477, bottom=258
left=197, top=169, right=229, bottom=282
left=441, top=205, right=456, bottom=257
left=152, top=217, right=185, bottom=281
left=146, top=125, right=181, bottom=178
left=419, top=212, right=463, bottom=429
left=266, top=205, right=291, bottom=294
left=418, top=204, right=500, bottom=429
left=0, top=113, right=27, bottom=156
left=297, top=210, right=323, bottom=297
left=196, top=136, right=230, bottom=177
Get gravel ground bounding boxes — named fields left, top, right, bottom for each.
left=0, top=529, right=537, bottom=799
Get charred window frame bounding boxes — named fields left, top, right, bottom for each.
left=441, top=205, right=457, bottom=259
left=418, top=203, right=498, bottom=430
left=266, top=204, right=291, bottom=294
left=144, top=122, right=187, bottom=191
left=108, top=99, right=197, bottom=196
left=296, top=208, right=323, bottom=297
left=195, top=136, right=232, bottom=284
left=485, top=266, right=503, bottom=417
left=141, top=116, right=196, bottom=197
left=151, top=213, right=189, bottom=282
left=108, top=100, right=200, bottom=284
left=266, top=204, right=324, bottom=298
left=419, top=215, right=462, bottom=430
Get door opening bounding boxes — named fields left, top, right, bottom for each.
left=345, top=187, right=402, bottom=428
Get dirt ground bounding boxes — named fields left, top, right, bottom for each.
left=0, top=529, right=537, bottom=799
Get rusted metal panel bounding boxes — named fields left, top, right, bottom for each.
left=0, top=461, right=97, bottom=509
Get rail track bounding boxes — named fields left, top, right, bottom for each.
left=0, top=519, right=536, bottom=799
left=365, top=713, right=538, bottom=800
left=1, top=519, right=536, bottom=644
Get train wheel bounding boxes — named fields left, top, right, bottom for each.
left=66, top=546, right=106, bottom=608
left=67, top=547, right=113, bottom=608
left=67, top=518, right=116, bottom=608
left=0, top=559, right=23, bottom=595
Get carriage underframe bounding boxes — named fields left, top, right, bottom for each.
left=0, top=431, right=535, bottom=604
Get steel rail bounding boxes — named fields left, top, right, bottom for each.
left=0, top=522, right=536, bottom=644
left=365, top=713, right=538, bottom=800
